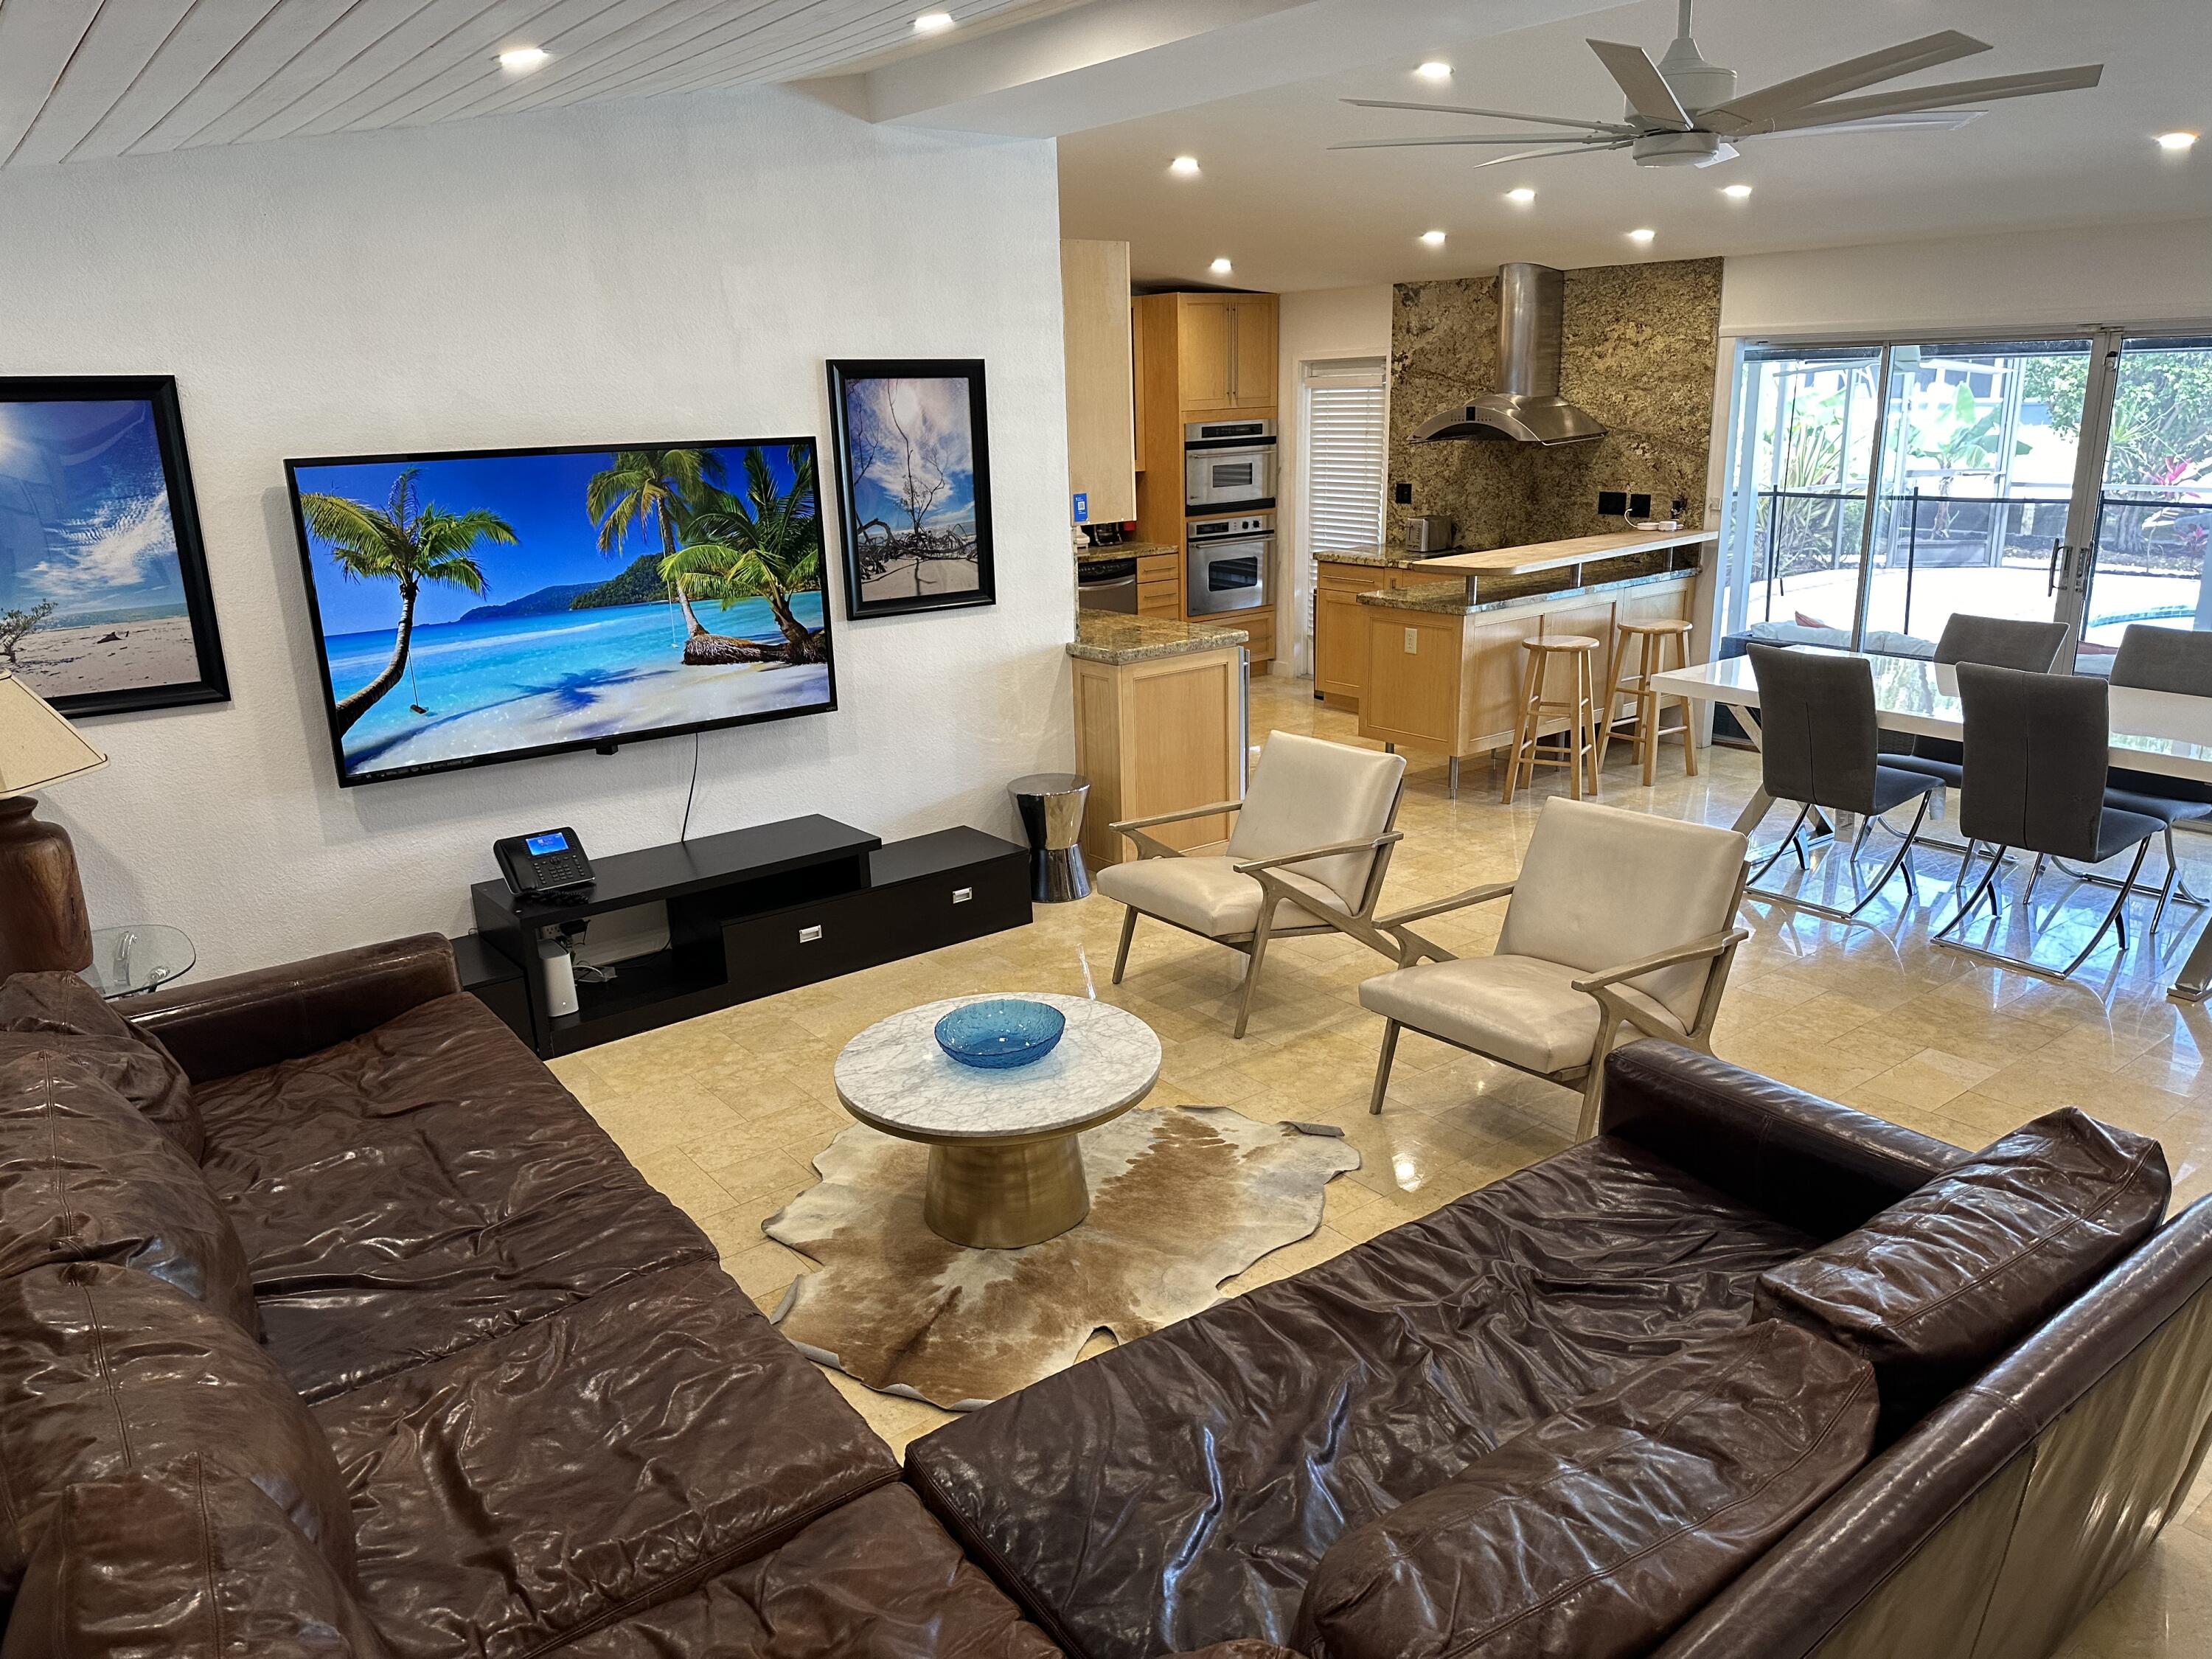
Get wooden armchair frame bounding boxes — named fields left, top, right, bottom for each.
left=1108, top=784, right=1408, bottom=1037
left=1367, top=862, right=1752, bottom=1138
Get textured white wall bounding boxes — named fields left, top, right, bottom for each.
left=1717, top=219, right=2212, bottom=339
left=0, top=88, right=1074, bottom=978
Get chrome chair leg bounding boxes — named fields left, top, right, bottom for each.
left=2059, top=838, right=2153, bottom=976
left=2050, top=849, right=2209, bottom=911
left=2023, top=853, right=2046, bottom=908
left=1936, top=844, right=2008, bottom=940
left=1748, top=802, right=1815, bottom=885
left=2152, top=832, right=2183, bottom=936
left=1936, top=838, right=2154, bottom=981
left=1748, top=796, right=1930, bottom=923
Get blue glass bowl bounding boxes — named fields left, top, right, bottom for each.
left=934, top=998, right=1067, bottom=1069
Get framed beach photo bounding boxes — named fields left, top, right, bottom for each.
left=0, top=376, right=229, bottom=718
left=825, top=359, right=996, bottom=619
left=284, top=438, right=838, bottom=788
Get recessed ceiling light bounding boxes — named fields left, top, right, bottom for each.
left=1169, top=155, right=1201, bottom=177
left=497, top=46, right=549, bottom=72
left=1209, top=257, right=1234, bottom=275
left=1722, top=183, right=1753, bottom=198
left=1416, top=61, right=1453, bottom=81
left=1420, top=229, right=1447, bottom=246
left=2157, top=131, right=2198, bottom=150
left=1506, top=187, right=1535, bottom=204
left=913, top=10, right=955, bottom=34
left=1627, top=227, right=1657, bottom=243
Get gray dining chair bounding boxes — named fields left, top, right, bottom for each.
left=1882, top=612, right=2070, bottom=787
left=2085, top=625, right=2212, bottom=933
left=1744, top=643, right=1940, bottom=921
left=1935, top=663, right=2166, bottom=980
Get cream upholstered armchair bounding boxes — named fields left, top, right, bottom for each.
left=1363, top=798, right=1750, bottom=1137
left=1100, top=731, right=1408, bottom=1037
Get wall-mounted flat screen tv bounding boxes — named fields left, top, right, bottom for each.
left=285, top=439, right=836, bottom=787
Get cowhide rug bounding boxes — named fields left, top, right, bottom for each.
left=765, top=1105, right=1360, bottom=1409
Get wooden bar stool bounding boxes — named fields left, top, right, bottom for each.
left=1599, top=619, right=1700, bottom=786
left=1503, top=635, right=1602, bottom=804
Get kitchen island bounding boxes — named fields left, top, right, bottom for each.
left=1069, top=613, right=1249, bottom=872
left=1351, top=530, right=1712, bottom=796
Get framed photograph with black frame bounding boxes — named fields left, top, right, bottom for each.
left=825, top=358, right=996, bottom=619
left=0, top=375, right=229, bottom=718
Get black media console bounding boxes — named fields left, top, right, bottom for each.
left=466, top=815, right=1031, bottom=1058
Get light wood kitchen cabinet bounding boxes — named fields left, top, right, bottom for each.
left=1073, top=642, right=1245, bottom=871
left=1130, top=299, right=1148, bottom=473
left=1313, top=562, right=1428, bottom=707
left=1176, top=295, right=1234, bottom=409
left=1060, top=239, right=1137, bottom=525
left=1135, top=549, right=1182, bottom=617
left=1230, top=294, right=1279, bottom=408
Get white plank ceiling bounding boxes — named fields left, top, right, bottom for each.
left=0, top=0, right=1050, bottom=168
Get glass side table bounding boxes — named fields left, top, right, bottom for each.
left=81, top=925, right=196, bottom=1000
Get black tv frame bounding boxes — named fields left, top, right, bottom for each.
left=283, top=435, right=840, bottom=789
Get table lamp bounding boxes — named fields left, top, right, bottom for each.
left=0, top=669, right=108, bottom=978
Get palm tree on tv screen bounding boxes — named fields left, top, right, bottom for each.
left=660, top=445, right=828, bottom=664
left=586, top=448, right=724, bottom=637
left=299, top=468, right=514, bottom=734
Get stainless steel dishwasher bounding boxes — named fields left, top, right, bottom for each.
left=1077, top=557, right=1140, bottom=613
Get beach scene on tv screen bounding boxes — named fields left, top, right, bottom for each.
left=292, top=442, right=832, bottom=782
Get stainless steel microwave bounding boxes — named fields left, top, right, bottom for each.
left=1184, top=419, right=1278, bottom=510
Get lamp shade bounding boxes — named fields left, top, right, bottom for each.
left=0, top=671, right=107, bottom=796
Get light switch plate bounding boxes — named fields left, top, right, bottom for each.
left=1403, top=628, right=1419, bottom=654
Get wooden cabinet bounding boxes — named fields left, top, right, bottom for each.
left=1176, top=294, right=1234, bottom=410
left=1313, top=561, right=1428, bottom=707
left=1235, top=607, right=1275, bottom=669
left=1060, top=239, right=1137, bottom=525
left=1230, top=294, right=1278, bottom=409
left=1135, top=549, right=1182, bottom=618
left=1074, top=644, right=1245, bottom=872
left=1130, top=299, right=1148, bottom=473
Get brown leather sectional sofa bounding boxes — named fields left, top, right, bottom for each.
left=4, top=931, right=2208, bottom=1659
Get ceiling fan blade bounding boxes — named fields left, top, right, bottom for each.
left=1753, top=66, right=2102, bottom=133
left=1340, top=97, right=1628, bottom=133
left=1700, top=29, right=1990, bottom=133
left=1586, top=39, right=1691, bottom=129
left=1329, top=134, right=1616, bottom=153
left=1467, top=142, right=1630, bottom=168
left=1751, top=110, right=1984, bottom=139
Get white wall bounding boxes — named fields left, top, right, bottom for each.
left=0, top=88, right=1074, bottom=978
left=1718, top=218, right=2212, bottom=340
left=1274, top=284, right=1392, bottom=676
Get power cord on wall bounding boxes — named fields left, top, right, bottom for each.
left=679, top=729, right=701, bottom=844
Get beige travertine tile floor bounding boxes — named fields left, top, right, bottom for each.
left=549, top=672, right=2212, bottom=1659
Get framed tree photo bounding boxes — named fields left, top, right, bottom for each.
left=825, top=359, right=996, bottom=619
left=0, top=376, right=229, bottom=717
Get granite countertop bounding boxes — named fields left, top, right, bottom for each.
left=1358, top=560, right=1694, bottom=617
left=1074, top=540, right=1178, bottom=567
left=1069, top=611, right=1249, bottom=664
left=1312, top=543, right=1458, bottom=569
left=1416, top=527, right=1716, bottom=578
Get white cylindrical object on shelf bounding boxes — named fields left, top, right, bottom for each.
left=538, top=933, right=579, bottom=1017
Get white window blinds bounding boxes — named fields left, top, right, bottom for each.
left=1301, top=358, right=1387, bottom=552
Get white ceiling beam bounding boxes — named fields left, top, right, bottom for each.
left=67, top=1, right=289, bottom=162
left=821, top=0, right=1627, bottom=139
left=9, top=0, right=201, bottom=167
left=0, top=0, right=105, bottom=164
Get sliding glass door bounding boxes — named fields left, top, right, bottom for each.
left=2079, top=336, right=2212, bottom=664
left=1719, top=328, right=2212, bottom=669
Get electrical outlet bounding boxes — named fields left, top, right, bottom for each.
left=1672, top=497, right=1689, bottom=518
left=1628, top=493, right=1653, bottom=519
left=1597, top=490, right=1627, bottom=517
left=1403, top=628, right=1419, bottom=655
left=1394, top=481, right=1413, bottom=505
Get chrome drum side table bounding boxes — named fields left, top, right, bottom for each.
left=1009, top=773, right=1092, bottom=902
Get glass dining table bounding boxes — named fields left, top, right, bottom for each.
left=1650, top=649, right=2212, bottom=1001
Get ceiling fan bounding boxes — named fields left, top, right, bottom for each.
left=1332, top=0, right=2103, bottom=170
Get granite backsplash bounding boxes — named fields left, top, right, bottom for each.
left=1387, top=257, right=1723, bottom=553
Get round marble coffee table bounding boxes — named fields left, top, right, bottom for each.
left=832, top=993, right=1162, bottom=1250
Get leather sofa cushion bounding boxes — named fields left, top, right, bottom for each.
left=317, top=1261, right=901, bottom=1659
left=1755, top=1107, right=2168, bottom=1439
left=192, top=992, right=715, bottom=1400
left=906, top=1135, right=1813, bottom=1659
left=0, top=1457, right=390, bottom=1659
left=1358, top=956, right=1683, bottom=1074
left=0, top=1043, right=257, bottom=1335
left=1292, top=1321, right=1876, bottom=1659
left=0, top=973, right=201, bottom=1160
left=555, top=1484, right=1060, bottom=1659
left=0, top=1263, right=354, bottom=1596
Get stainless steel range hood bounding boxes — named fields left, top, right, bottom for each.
left=1411, top=262, right=1606, bottom=447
